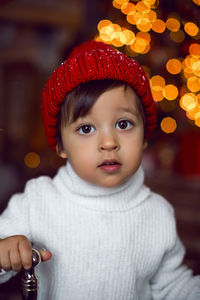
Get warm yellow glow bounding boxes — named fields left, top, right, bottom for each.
left=192, top=60, right=200, bottom=77
left=163, top=84, right=178, bottom=100
left=24, top=152, right=40, bottom=168
left=160, top=117, right=177, bottom=133
left=192, top=0, right=200, bottom=5
left=189, top=43, right=200, bottom=56
left=130, top=37, right=148, bottom=53
left=113, top=0, right=129, bottom=8
left=180, top=93, right=197, bottom=111
left=136, top=31, right=151, bottom=43
left=136, top=1, right=150, bottom=13
left=115, top=0, right=128, bottom=4
left=151, top=19, right=166, bottom=33
left=187, top=76, right=200, bottom=92
left=111, top=36, right=124, bottom=47
left=151, top=85, right=164, bottom=102
left=184, top=55, right=200, bottom=78
left=145, top=10, right=157, bottom=22
left=150, top=75, right=166, bottom=88
left=113, top=0, right=122, bottom=9
left=136, top=18, right=152, bottom=32
left=186, top=105, right=200, bottom=120
left=143, top=0, right=157, bottom=6
left=170, top=30, right=185, bottom=43
left=123, top=29, right=136, bottom=45
left=99, top=25, right=115, bottom=42
left=166, top=18, right=180, bottom=32
left=184, top=22, right=199, bottom=37
left=127, top=11, right=141, bottom=25
left=112, top=23, right=122, bottom=32
left=195, top=112, right=200, bottom=127
left=166, top=59, right=182, bottom=75
left=121, top=2, right=136, bottom=15
left=97, top=20, right=112, bottom=32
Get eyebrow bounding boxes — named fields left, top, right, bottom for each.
left=116, top=106, right=139, bottom=116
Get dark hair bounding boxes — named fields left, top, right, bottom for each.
left=57, top=79, right=145, bottom=152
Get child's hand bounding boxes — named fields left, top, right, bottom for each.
left=0, top=235, right=52, bottom=272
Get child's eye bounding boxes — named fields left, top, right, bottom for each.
left=116, top=120, right=133, bottom=130
left=77, top=124, right=95, bottom=135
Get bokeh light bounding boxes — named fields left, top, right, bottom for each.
left=184, top=22, right=199, bottom=37
left=192, top=0, right=200, bottom=5
left=151, top=19, right=166, bottom=33
left=160, top=117, right=177, bottom=133
left=166, top=59, right=182, bottom=75
left=189, top=43, right=200, bottom=56
left=180, top=93, right=197, bottom=111
left=24, top=152, right=40, bottom=168
left=170, top=30, right=185, bottom=43
left=166, top=18, right=180, bottom=32
left=96, top=0, right=200, bottom=131
left=163, top=84, right=179, bottom=100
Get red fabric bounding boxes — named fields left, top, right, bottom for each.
left=41, top=40, right=157, bottom=151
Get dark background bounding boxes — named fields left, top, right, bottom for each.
left=0, top=0, right=199, bottom=299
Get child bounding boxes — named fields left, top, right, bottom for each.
left=0, top=40, right=199, bottom=299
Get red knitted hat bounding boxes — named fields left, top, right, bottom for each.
left=42, top=40, right=157, bottom=151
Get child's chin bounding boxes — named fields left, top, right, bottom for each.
left=98, top=179, right=126, bottom=188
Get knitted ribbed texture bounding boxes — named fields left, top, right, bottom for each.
left=0, top=163, right=200, bottom=300
left=41, top=40, right=157, bottom=151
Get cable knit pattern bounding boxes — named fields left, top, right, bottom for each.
left=0, top=163, right=200, bottom=300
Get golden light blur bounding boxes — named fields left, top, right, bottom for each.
left=151, top=85, right=164, bottom=102
left=166, top=59, right=182, bottom=75
left=163, top=84, right=179, bottom=100
left=24, top=152, right=40, bottom=168
left=160, top=117, right=177, bottom=133
left=150, top=75, right=166, bottom=87
left=169, top=30, right=185, bottom=43
left=150, top=75, right=165, bottom=101
left=184, top=22, right=199, bottom=37
left=166, top=18, right=180, bottom=32
left=151, top=19, right=166, bottom=33
left=192, top=0, right=200, bottom=5
left=96, top=0, right=200, bottom=130
left=187, top=76, right=200, bottom=92
left=121, top=2, right=136, bottom=15
left=180, top=93, right=197, bottom=111
left=136, top=17, right=152, bottom=32
left=189, top=43, right=200, bottom=56
left=195, top=112, right=200, bottom=127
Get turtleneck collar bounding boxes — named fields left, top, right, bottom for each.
left=54, top=162, right=150, bottom=212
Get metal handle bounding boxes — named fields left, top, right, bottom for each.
left=21, top=249, right=41, bottom=300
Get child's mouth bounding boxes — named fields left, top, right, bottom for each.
left=98, top=160, right=121, bottom=172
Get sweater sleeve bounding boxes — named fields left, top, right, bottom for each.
left=150, top=216, right=200, bottom=299
left=0, top=181, right=32, bottom=283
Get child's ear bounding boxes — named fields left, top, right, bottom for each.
left=143, top=140, right=148, bottom=150
left=56, top=145, right=68, bottom=159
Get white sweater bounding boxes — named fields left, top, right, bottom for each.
left=0, top=163, right=199, bottom=300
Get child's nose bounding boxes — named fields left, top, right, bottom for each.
left=98, top=132, right=120, bottom=152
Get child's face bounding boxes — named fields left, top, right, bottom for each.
left=58, top=86, right=146, bottom=188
